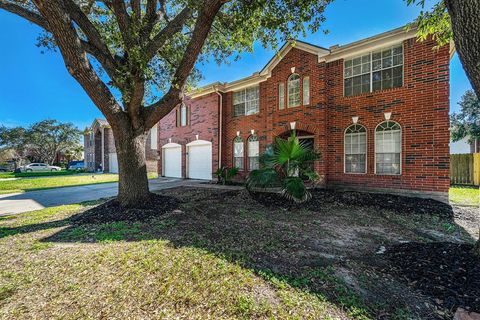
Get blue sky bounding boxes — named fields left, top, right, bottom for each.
left=0, top=0, right=472, bottom=130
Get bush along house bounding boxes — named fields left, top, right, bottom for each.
left=84, top=119, right=158, bottom=174
left=157, top=26, right=454, bottom=203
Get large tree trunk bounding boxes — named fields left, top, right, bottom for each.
left=113, top=126, right=151, bottom=207
left=445, top=0, right=480, bottom=98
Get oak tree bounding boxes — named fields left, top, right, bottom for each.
left=0, top=0, right=331, bottom=206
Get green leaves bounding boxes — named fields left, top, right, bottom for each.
left=450, top=90, right=480, bottom=143
left=247, top=131, right=321, bottom=203
left=406, top=0, right=452, bottom=47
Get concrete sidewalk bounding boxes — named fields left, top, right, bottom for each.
left=0, top=178, right=201, bottom=215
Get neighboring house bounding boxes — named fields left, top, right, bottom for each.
left=158, top=26, right=454, bottom=203
left=449, top=136, right=479, bottom=154
left=84, top=119, right=158, bottom=173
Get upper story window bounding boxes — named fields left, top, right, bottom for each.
left=287, top=74, right=301, bottom=108
left=278, top=83, right=285, bottom=110
left=176, top=103, right=189, bottom=127
left=344, top=44, right=403, bottom=97
left=303, top=76, right=310, bottom=105
left=345, top=124, right=367, bottom=174
left=375, top=121, right=401, bottom=175
left=233, top=86, right=259, bottom=117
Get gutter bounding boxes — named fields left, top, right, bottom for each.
left=214, top=87, right=223, bottom=169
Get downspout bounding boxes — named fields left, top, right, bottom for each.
left=214, top=87, right=223, bottom=169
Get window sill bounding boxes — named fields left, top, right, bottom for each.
left=232, top=112, right=260, bottom=118
left=343, top=86, right=404, bottom=99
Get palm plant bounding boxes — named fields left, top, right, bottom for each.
left=246, top=132, right=321, bottom=202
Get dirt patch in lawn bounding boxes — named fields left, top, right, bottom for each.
left=70, top=193, right=178, bottom=224
left=13, top=186, right=477, bottom=319
left=382, top=242, right=480, bottom=315
left=119, top=187, right=472, bottom=319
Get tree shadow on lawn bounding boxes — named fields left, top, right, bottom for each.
left=5, top=188, right=478, bottom=319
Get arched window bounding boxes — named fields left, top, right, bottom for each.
left=248, top=135, right=260, bottom=171
left=345, top=124, right=367, bottom=173
left=287, top=74, right=300, bottom=108
left=233, top=136, right=244, bottom=170
left=375, top=121, right=401, bottom=174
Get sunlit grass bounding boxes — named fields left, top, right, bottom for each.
left=450, top=186, right=480, bottom=206
left=0, top=172, right=158, bottom=194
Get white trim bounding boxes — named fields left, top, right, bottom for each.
left=344, top=124, right=367, bottom=175
left=162, top=142, right=182, bottom=149
left=325, top=26, right=416, bottom=62
left=187, top=25, right=442, bottom=99
left=186, top=139, right=212, bottom=147
left=374, top=121, right=402, bottom=175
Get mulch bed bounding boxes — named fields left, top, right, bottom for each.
left=251, top=189, right=454, bottom=218
left=382, top=242, right=480, bottom=315
left=70, top=193, right=179, bottom=225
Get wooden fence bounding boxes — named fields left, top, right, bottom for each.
left=450, top=153, right=480, bottom=185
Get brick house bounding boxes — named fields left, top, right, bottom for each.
left=84, top=119, right=158, bottom=173
left=158, top=26, right=453, bottom=202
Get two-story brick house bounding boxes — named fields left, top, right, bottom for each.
left=158, top=26, right=454, bottom=202
left=84, top=119, right=158, bottom=173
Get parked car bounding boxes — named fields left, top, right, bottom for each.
left=67, top=160, right=84, bottom=170
left=20, top=163, right=62, bottom=172
left=0, top=162, right=15, bottom=172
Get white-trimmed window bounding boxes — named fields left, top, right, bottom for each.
left=375, top=121, right=401, bottom=174
left=278, top=82, right=285, bottom=110
left=344, top=44, right=403, bottom=97
left=287, top=74, right=300, bottom=108
left=248, top=135, right=260, bottom=171
left=303, top=76, right=310, bottom=105
left=233, top=86, right=259, bottom=117
left=233, top=136, right=244, bottom=170
left=177, top=103, right=188, bottom=127
left=345, top=124, right=367, bottom=174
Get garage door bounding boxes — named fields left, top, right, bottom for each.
left=109, top=153, right=118, bottom=173
left=187, top=140, right=212, bottom=180
left=162, top=143, right=182, bottom=178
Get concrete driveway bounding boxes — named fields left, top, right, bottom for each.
left=0, top=178, right=201, bottom=215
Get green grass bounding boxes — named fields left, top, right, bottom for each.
left=0, top=202, right=351, bottom=319
left=0, top=172, right=158, bottom=194
left=0, top=170, right=79, bottom=179
left=449, top=186, right=480, bottom=206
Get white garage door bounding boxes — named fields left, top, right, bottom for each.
left=109, top=153, right=118, bottom=173
left=187, top=140, right=212, bottom=180
left=162, top=143, right=182, bottom=178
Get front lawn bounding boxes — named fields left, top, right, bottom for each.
left=0, top=187, right=477, bottom=319
left=0, top=172, right=158, bottom=194
left=450, top=185, right=480, bottom=206
left=0, top=170, right=79, bottom=179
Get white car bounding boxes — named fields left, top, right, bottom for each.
left=21, top=163, right=62, bottom=172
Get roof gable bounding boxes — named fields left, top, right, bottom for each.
left=259, top=40, right=330, bottom=76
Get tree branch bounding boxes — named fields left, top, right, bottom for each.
left=32, top=0, right=123, bottom=125
left=144, top=6, right=193, bottom=61
left=144, top=0, right=224, bottom=128
left=111, top=0, right=131, bottom=47
left=63, top=0, right=120, bottom=81
left=0, top=1, right=49, bottom=30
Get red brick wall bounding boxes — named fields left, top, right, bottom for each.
left=158, top=93, right=220, bottom=177
left=325, top=38, right=450, bottom=194
left=159, top=38, right=450, bottom=199
left=222, top=48, right=328, bottom=181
